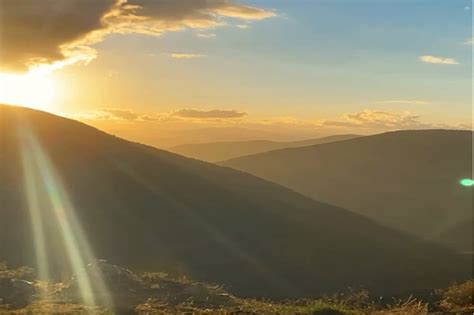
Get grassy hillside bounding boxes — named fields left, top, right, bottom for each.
left=169, top=135, right=361, bottom=162
left=1, top=262, right=473, bottom=314
left=0, top=105, right=469, bottom=300
left=221, top=130, right=473, bottom=249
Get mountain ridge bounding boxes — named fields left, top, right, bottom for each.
left=0, top=105, right=469, bottom=299
left=221, top=129, right=473, bottom=249
left=169, top=134, right=361, bottom=162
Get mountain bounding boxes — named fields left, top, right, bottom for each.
left=436, top=218, right=473, bottom=253
left=221, top=130, right=473, bottom=249
left=169, top=135, right=361, bottom=162
left=0, top=106, right=468, bottom=299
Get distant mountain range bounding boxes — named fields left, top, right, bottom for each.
left=221, top=130, right=473, bottom=251
left=169, top=135, right=361, bottom=162
left=0, top=106, right=469, bottom=299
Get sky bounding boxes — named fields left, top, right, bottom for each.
left=0, top=0, right=472, bottom=147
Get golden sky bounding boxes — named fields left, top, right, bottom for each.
left=0, top=0, right=472, bottom=147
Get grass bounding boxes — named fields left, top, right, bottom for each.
left=436, top=280, right=474, bottom=314
left=0, top=263, right=472, bottom=314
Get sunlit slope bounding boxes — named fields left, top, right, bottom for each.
left=0, top=105, right=469, bottom=299
left=169, top=135, right=361, bottom=162
left=221, top=130, right=473, bottom=249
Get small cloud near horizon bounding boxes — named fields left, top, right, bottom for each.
left=173, top=109, right=247, bottom=119
left=197, top=33, right=216, bottom=39
left=377, top=100, right=430, bottom=105
left=69, top=108, right=248, bottom=122
left=237, top=24, right=251, bottom=29
left=170, top=53, right=206, bottom=59
left=419, top=55, right=459, bottom=65
left=320, top=109, right=435, bottom=130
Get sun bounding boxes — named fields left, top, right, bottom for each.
left=0, top=70, right=57, bottom=112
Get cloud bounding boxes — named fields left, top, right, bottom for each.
left=69, top=107, right=247, bottom=122
left=68, top=108, right=141, bottom=121
left=464, top=37, right=473, bottom=45
left=457, top=122, right=473, bottom=130
left=0, top=0, right=118, bottom=72
left=170, top=53, right=206, bottom=59
left=236, top=24, right=251, bottom=29
left=0, top=0, right=275, bottom=72
left=102, top=108, right=140, bottom=120
left=320, top=109, right=434, bottom=130
left=419, top=55, right=459, bottom=65
left=377, top=100, right=430, bottom=105
left=197, top=33, right=216, bottom=39
left=173, top=109, right=247, bottom=119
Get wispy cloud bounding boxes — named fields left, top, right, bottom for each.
left=102, top=108, right=141, bottom=120
left=377, top=100, right=430, bottom=105
left=69, top=108, right=247, bottom=122
left=197, top=33, right=216, bottom=39
left=464, top=37, right=473, bottom=45
left=170, top=53, right=206, bottom=59
left=237, top=24, right=251, bottom=29
left=419, top=55, right=459, bottom=65
left=320, top=109, right=434, bottom=130
left=173, top=109, right=247, bottom=119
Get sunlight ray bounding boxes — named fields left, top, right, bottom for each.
left=20, top=145, right=50, bottom=281
left=17, top=120, right=113, bottom=308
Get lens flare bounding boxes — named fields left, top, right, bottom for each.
left=17, top=120, right=113, bottom=308
left=459, top=178, right=474, bottom=187
left=20, top=149, right=51, bottom=282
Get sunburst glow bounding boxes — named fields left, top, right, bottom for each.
left=0, top=70, right=57, bottom=111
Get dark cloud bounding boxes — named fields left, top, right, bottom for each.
left=0, top=0, right=117, bottom=71
left=173, top=109, right=247, bottom=119
left=0, top=0, right=274, bottom=72
left=124, top=0, right=273, bottom=24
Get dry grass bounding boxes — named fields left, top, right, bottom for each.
left=0, top=262, right=472, bottom=314
left=0, top=263, right=34, bottom=281
left=371, top=297, right=428, bottom=315
left=1, top=302, right=110, bottom=314
left=437, top=280, right=474, bottom=313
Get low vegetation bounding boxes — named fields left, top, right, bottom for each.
left=0, top=262, right=472, bottom=314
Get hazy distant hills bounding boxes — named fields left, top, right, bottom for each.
left=169, top=135, right=361, bottom=162
left=221, top=130, right=473, bottom=250
left=0, top=106, right=468, bottom=299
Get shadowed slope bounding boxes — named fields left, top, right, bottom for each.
left=0, top=105, right=469, bottom=299
left=221, top=130, right=473, bottom=249
left=436, top=218, right=473, bottom=253
left=169, top=135, right=361, bottom=162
